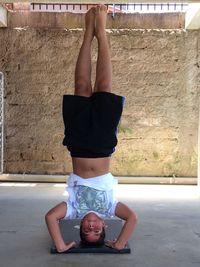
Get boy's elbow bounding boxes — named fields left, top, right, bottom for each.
left=129, top=210, right=138, bottom=224
left=45, top=210, right=54, bottom=223
left=45, top=212, right=51, bottom=223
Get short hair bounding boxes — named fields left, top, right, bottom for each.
left=80, top=225, right=106, bottom=247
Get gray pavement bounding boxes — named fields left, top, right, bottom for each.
left=0, top=182, right=200, bottom=267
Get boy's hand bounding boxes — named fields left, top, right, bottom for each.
left=57, top=241, right=76, bottom=253
left=105, top=239, right=125, bottom=250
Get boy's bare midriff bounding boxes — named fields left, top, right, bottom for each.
left=72, top=157, right=111, bottom=178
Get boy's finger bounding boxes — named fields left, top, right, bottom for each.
left=105, top=241, right=111, bottom=246
left=105, top=241, right=114, bottom=248
left=71, top=241, right=76, bottom=247
left=67, top=241, right=76, bottom=249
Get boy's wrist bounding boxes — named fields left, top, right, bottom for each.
left=56, top=241, right=76, bottom=253
left=115, top=240, right=126, bottom=250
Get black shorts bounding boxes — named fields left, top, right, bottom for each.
left=62, top=92, right=125, bottom=158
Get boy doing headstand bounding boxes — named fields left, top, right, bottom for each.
left=45, top=5, right=137, bottom=253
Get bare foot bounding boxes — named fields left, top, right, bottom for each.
left=84, top=7, right=95, bottom=41
left=95, top=4, right=107, bottom=39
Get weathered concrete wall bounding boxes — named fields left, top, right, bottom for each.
left=7, top=11, right=184, bottom=29
left=0, top=27, right=199, bottom=176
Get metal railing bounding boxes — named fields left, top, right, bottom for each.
left=30, top=3, right=188, bottom=13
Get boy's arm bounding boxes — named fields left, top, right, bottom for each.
left=106, top=202, right=137, bottom=250
left=45, top=201, right=76, bottom=253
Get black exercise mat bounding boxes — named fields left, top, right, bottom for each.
left=50, top=218, right=131, bottom=254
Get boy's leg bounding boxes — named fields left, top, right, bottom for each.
left=74, top=7, right=95, bottom=97
left=94, top=5, right=112, bottom=93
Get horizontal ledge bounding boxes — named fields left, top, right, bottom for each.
left=6, top=12, right=185, bottom=29
left=0, top=173, right=197, bottom=185
left=0, top=0, right=191, bottom=3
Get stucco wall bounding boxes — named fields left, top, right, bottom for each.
left=0, top=26, right=199, bottom=176
left=7, top=11, right=184, bottom=29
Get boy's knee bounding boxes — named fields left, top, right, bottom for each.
left=75, top=81, right=91, bottom=96
left=96, top=82, right=112, bottom=93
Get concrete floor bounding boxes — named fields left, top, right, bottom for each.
left=0, top=182, right=200, bottom=267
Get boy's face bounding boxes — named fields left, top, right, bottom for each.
left=81, top=212, right=105, bottom=242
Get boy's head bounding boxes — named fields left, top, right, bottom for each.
left=80, top=212, right=106, bottom=246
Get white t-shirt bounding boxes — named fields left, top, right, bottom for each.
left=64, top=173, right=118, bottom=219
